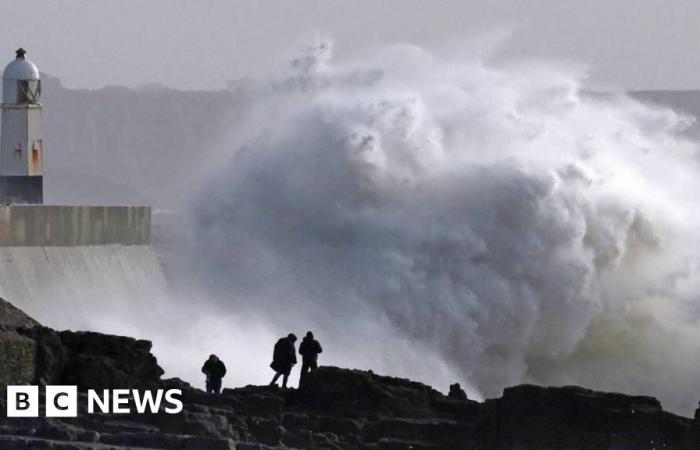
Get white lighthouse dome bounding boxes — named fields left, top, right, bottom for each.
left=3, top=51, right=39, bottom=81
left=3, top=48, right=41, bottom=104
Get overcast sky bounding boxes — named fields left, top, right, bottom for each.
left=0, top=0, right=698, bottom=90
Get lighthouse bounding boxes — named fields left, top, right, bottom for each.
left=0, top=48, right=161, bottom=334
left=0, top=48, right=43, bottom=204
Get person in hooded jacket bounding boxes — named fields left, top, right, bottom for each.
left=270, top=333, right=297, bottom=388
left=298, top=331, right=323, bottom=385
left=201, top=354, right=227, bottom=394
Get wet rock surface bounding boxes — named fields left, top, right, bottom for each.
left=0, top=298, right=40, bottom=386
left=0, top=298, right=40, bottom=330
left=1, top=298, right=698, bottom=449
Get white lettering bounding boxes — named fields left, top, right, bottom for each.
left=45, top=386, right=77, bottom=417
left=164, top=389, right=183, bottom=414
left=7, top=386, right=39, bottom=417
left=132, top=390, right=163, bottom=414
left=6, top=386, right=184, bottom=416
left=112, top=389, right=131, bottom=414
left=87, top=389, right=110, bottom=414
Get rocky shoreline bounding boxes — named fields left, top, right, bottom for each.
left=1, top=298, right=697, bottom=449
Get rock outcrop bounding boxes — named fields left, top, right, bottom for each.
left=0, top=298, right=40, bottom=386
left=0, top=298, right=40, bottom=330
left=1, top=298, right=698, bottom=449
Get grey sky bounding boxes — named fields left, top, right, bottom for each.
left=0, top=0, right=698, bottom=90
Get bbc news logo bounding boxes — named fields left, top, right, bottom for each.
left=6, top=386, right=183, bottom=417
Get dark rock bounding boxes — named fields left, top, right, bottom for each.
left=281, top=428, right=312, bottom=448
left=318, top=415, right=361, bottom=435
left=0, top=297, right=41, bottom=385
left=1, top=298, right=699, bottom=449
left=228, top=391, right=284, bottom=418
left=477, top=384, right=695, bottom=449
left=0, top=297, right=40, bottom=330
left=282, top=412, right=319, bottom=430
left=14, top=326, right=164, bottom=389
left=363, top=418, right=471, bottom=446
left=0, top=330, right=36, bottom=385
left=432, top=396, right=480, bottom=421
left=235, top=443, right=286, bottom=450
left=57, top=331, right=164, bottom=389
left=35, top=420, right=97, bottom=442
left=297, top=366, right=446, bottom=419
left=33, top=327, right=65, bottom=385
left=180, top=436, right=236, bottom=450
left=246, top=417, right=282, bottom=446
left=376, top=438, right=442, bottom=450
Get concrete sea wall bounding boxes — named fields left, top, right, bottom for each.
left=0, top=245, right=168, bottom=331
left=0, top=205, right=166, bottom=337
left=0, top=205, right=150, bottom=246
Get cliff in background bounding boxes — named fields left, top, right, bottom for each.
left=40, top=76, right=246, bottom=208
left=0, top=298, right=697, bottom=450
left=35, top=76, right=700, bottom=210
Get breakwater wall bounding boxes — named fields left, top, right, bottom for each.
left=0, top=244, right=168, bottom=330
left=0, top=205, right=150, bottom=246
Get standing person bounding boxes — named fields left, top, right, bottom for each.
left=201, top=354, right=227, bottom=394
left=298, top=331, right=323, bottom=386
left=270, top=333, right=297, bottom=388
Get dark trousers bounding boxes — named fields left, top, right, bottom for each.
left=206, top=377, right=222, bottom=394
left=271, top=369, right=291, bottom=388
left=299, top=360, right=318, bottom=385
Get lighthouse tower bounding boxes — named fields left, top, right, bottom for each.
left=0, top=48, right=43, bottom=204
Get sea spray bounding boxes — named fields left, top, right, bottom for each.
left=189, top=36, right=700, bottom=414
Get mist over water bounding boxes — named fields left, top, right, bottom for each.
left=186, top=37, right=700, bottom=414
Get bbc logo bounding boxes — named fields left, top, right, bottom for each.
left=6, top=386, right=78, bottom=418
left=6, top=386, right=183, bottom=417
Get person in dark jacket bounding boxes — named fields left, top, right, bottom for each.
left=298, top=331, right=323, bottom=385
left=201, top=354, right=227, bottom=394
left=448, top=383, right=468, bottom=400
left=270, top=333, right=297, bottom=388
